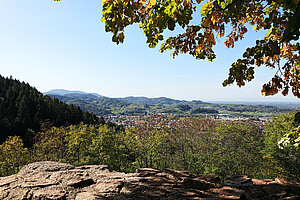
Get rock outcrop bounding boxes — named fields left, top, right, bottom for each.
left=0, top=161, right=299, bottom=200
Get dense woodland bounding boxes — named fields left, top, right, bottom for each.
left=0, top=75, right=102, bottom=146
left=0, top=112, right=299, bottom=182
left=0, top=75, right=299, bottom=182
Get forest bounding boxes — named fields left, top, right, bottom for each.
left=0, top=112, right=299, bottom=182
left=0, top=75, right=103, bottom=146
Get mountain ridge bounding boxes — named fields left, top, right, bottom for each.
left=45, top=89, right=103, bottom=97
left=44, top=89, right=295, bottom=116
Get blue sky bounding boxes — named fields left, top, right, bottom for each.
left=0, top=0, right=299, bottom=102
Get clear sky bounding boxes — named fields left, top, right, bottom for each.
left=0, top=0, right=299, bottom=102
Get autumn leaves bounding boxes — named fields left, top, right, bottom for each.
left=100, top=0, right=300, bottom=98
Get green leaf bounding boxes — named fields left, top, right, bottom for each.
left=167, top=19, right=175, bottom=31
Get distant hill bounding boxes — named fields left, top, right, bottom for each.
left=47, top=94, right=130, bottom=116
left=45, top=90, right=295, bottom=116
left=117, top=96, right=187, bottom=106
left=45, top=89, right=103, bottom=97
left=48, top=94, right=112, bottom=116
left=0, top=76, right=101, bottom=146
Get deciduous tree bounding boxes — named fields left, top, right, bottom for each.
left=264, top=111, right=300, bottom=181
left=0, top=136, right=29, bottom=176
left=101, top=0, right=300, bottom=97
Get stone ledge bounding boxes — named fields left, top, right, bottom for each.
left=0, top=161, right=299, bottom=200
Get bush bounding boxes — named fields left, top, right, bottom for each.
left=264, top=111, right=300, bottom=181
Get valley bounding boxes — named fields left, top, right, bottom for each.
left=45, top=89, right=299, bottom=119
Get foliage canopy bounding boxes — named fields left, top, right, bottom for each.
left=101, top=0, right=300, bottom=97
left=264, top=111, right=300, bottom=181
left=1, top=113, right=299, bottom=181
left=0, top=75, right=102, bottom=146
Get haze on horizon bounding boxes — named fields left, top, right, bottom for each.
left=0, top=0, right=299, bottom=103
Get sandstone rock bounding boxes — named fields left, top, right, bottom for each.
left=31, top=188, right=67, bottom=200
left=0, top=175, right=18, bottom=187
left=275, top=177, right=299, bottom=186
left=0, top=161, right=299, bottom=200
left=75, top=192, right=106, bottom=200
left=136, top=168, right=160, bottom=177
left=208, top=186, right=244, bottom=199
left=252, top=178, right=275, bottom=185
left=49, top=170, right=95, bottom=188
left=222, top=175, right=252, bottom=186
left=200, top=174, right=221, bottom=184
left=18, top=161, right=74, bottom=175
left=182, top=178, right=211, bottom=189
left=94, top=180, right=124, bottom=195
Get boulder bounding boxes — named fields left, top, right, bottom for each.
left=0, top=161, right=299, bottom=200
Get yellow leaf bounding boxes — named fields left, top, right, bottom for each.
left=265, top=28, right=273, bottom=38
left=196, top=46, right=202, bottom=54
left=211, top=15, right=219, bottom=25
left=148, top=0, right=156, bottom=7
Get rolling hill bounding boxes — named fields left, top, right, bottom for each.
left=44, top=89, right=296, bottom=116
left=45, top=89, right=103, bottom=97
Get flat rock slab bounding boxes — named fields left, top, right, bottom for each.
left=49, top=170, right=95, bottom=188
left=0, top=161, right=299, bottom=200
left=31, top=188, right=67, bottom=200
left=18, top=161, right=75, bottom=175
left=0, top=175, right=18, bottom=187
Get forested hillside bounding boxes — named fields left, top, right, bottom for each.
left=49, top=94, right=112, bottom=116
left=117, top=96, right=186, bottom=106
left=0, top=75, right=101, bottom=146
left=46, top=91, right=296, bottom=117
left=48, top=93, right=130, bottom=115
